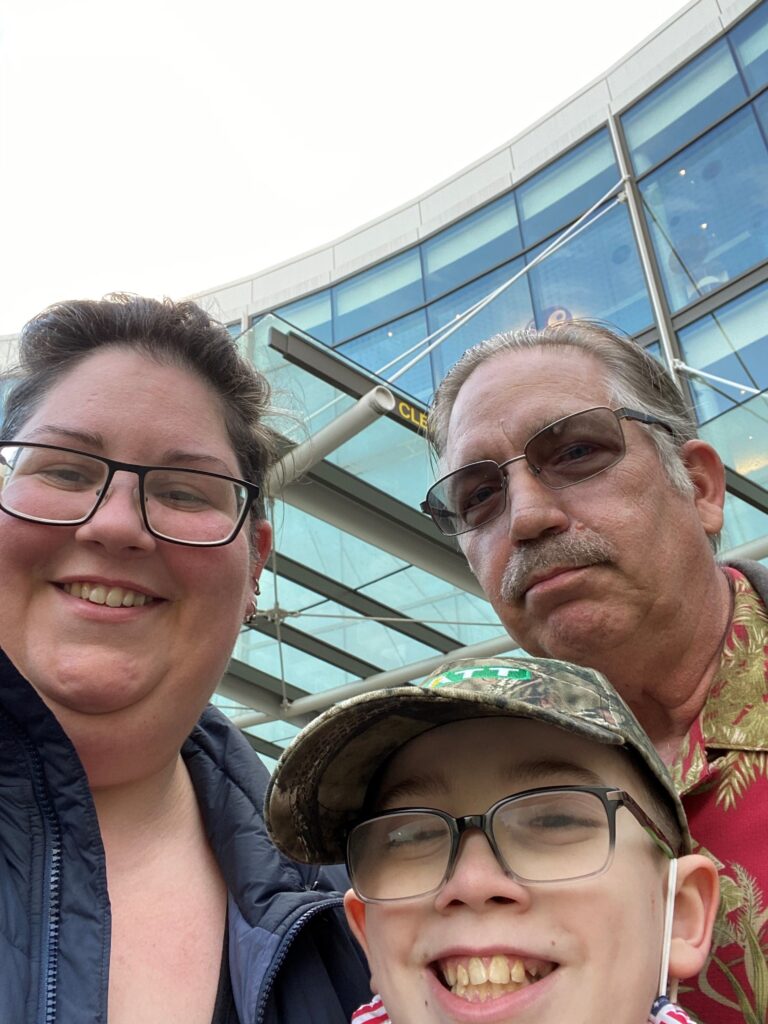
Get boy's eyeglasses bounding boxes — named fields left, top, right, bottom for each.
left=421, top=406, right=674, bottom=537
left=0, top=441, right=261, bottom=548
left=347, top=785, right=679, bottom=904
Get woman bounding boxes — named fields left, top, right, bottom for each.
left=0, top=294, right=370, bottom=1024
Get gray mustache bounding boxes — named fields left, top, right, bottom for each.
left=501, top=531, right=617, bottom=602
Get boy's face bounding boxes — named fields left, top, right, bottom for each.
left=344, top=717, right=669, bottom=1024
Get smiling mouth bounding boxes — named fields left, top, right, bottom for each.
left=60, top=582, right=157, bottom=608
left=434, top=954, right=556, bottom=1002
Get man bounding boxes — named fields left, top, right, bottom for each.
left=421, top=321, right=767, bottom=1024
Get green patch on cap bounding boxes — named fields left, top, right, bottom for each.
left=424, top=666, right=533, bottom=689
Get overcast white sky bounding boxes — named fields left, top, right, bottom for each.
left=0, top=0, right=688, bottom=334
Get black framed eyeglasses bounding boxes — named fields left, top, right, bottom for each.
left=0, top=441, right=261, bottom=547
left=347, top=785, right=678, bottom=904
left=421, top=406, right=674, bottom=537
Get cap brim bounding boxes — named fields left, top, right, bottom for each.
left=265, top=681, right=628, bottom=864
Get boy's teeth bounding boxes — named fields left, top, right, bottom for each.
left=438, top=954, right=553, bottom=1001
left=489, top=955, right=510, bottom=984
left=468, top=958, right=487, bottom=985
left=63, top=583, right=153, bottom=607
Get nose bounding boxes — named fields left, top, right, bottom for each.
left=503, top=461, right=570, bottom=543
left=74, top=472, right=155, bottom=553
left=434, top=830, right=531, bottom=913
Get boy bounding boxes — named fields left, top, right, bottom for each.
left=266, top=657, right=718, bottom=1024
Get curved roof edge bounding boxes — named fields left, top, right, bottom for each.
left=191, top=0, right=757, bottom=325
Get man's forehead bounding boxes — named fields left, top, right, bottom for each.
left=444, top=349, right=614, bottom=464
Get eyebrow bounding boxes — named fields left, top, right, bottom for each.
left=508, top=759, right=608, bottom=788
left=375, top=773, right=449, bottom=810
left=24, top=425, right=105, bottom=448
left=21, top=426, right=235, bottom=475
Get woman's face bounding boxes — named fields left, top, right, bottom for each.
left=0, top=347, right=271, bottom=784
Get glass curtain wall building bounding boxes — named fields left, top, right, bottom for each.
left=193, top=0, right=768, bottom=763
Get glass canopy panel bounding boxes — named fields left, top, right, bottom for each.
left=335, top=309, right=433, bottom=402
left=731, top=0, right=768, bottom=95
left=288, top=595, right=439, bottom=670
left=234, top=626, right=357, bottom=695
left=516, top=130, right=618, bottom=248
left=622, top=40, right=744, bottom=175
left=526, top=202, right=652, bottom=335
left=640, top=105, right=768, bottom=313
left=276, top=289, right=333, bottom=345
left=359, top=565, right=507, bottom=648
left=257, top=567, right=329, bottom=616
left=699, top=394, right=768, bottom=494
left=333, top=249, right=425, bottom=342
left=327, top=405, right=433, bottom=512
left=427, top=257, right=534, bottom=386
left=243, top=317, right=362, bottom=444
left=720, top=490, right=768, bottom=559
left=421, top=192, right=522, bottom=301
left=273, top=503, right=409, bottom=589
left=677, top=279, right=768, bottom=423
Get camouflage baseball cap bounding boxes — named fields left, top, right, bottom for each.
left=265, top=655, right=690, bottom=864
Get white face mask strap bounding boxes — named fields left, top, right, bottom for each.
left=658, top=857, right=679, bottom=1000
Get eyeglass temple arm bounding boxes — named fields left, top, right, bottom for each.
left=615, top=790, right=681, bottom=859
left=615, top=408, right=676, bottom=437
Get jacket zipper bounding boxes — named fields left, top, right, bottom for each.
left=4, top=714, right=63, bottom=1023
left=254, top=897, right=343, bottom=1024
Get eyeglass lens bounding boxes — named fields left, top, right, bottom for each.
left=348, top=789, right=613, bottom=902
left=0, top=444, right=247, bottom=544
left=426, top=407, right=627, bottom=536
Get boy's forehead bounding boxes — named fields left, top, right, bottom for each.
left=378, top=716, right=644, bottom=796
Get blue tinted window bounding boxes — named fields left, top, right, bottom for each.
left=677, top=279, right=768, bottom=424
left=516, top=131, right=618, bottom=247
left=427, top=258, right=534, bottom=386
left=526, top=203, right=652, bottom=335
left=277, top=289, right=333, bottom=345
left=225, top=321, right=242, bottom=339
left=645, top=341, right=662, bottom=364
left=333, top=250, right=424, bottom=342
left=336, top=310, right=432, bottom=402
left=622, top=41, right=744, bottom=174
left=421, top=193, right=521, bottom=301
left=754, top=89, right=768, bottom=133
left=641, top=105, right=768, bottom=313
left=730, top=1, right=768, bottom=95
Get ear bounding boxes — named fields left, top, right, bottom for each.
left=668, top=854, right=719, bottom=980
left=344, top=889, right=371, bottom=957
left=249, top=519, right=273, bottom=589
left=680, top=440, right=725, bottom=537
left=344, top=889, right=378, bottom=990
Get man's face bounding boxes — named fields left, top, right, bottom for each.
left=344, top=718, right=669, bottom=1024
left=443, top=347, right=722, bottom=670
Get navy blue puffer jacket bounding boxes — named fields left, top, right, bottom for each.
left=0, top=649, right=371, bottom=1023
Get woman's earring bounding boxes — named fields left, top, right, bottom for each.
left=243, top=594, right=259, bottom=626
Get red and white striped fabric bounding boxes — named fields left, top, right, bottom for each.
left=350, top=993, right=695, bottom=1023
left=648, top=997, right=697, bottom=1023
left=350, top=993, right=390, bottom=1024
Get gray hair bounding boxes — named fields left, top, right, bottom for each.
left=428, top=321, right=719, bottom=548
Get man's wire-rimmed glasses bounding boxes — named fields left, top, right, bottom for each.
left=0, top=441, right=261, bottom=547
left=347, top=785, right=679, bottom=904
left=421, top=406, right=675, bottom=537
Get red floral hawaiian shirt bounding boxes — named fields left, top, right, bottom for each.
left=672, top=566, right=768, bottom=1024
